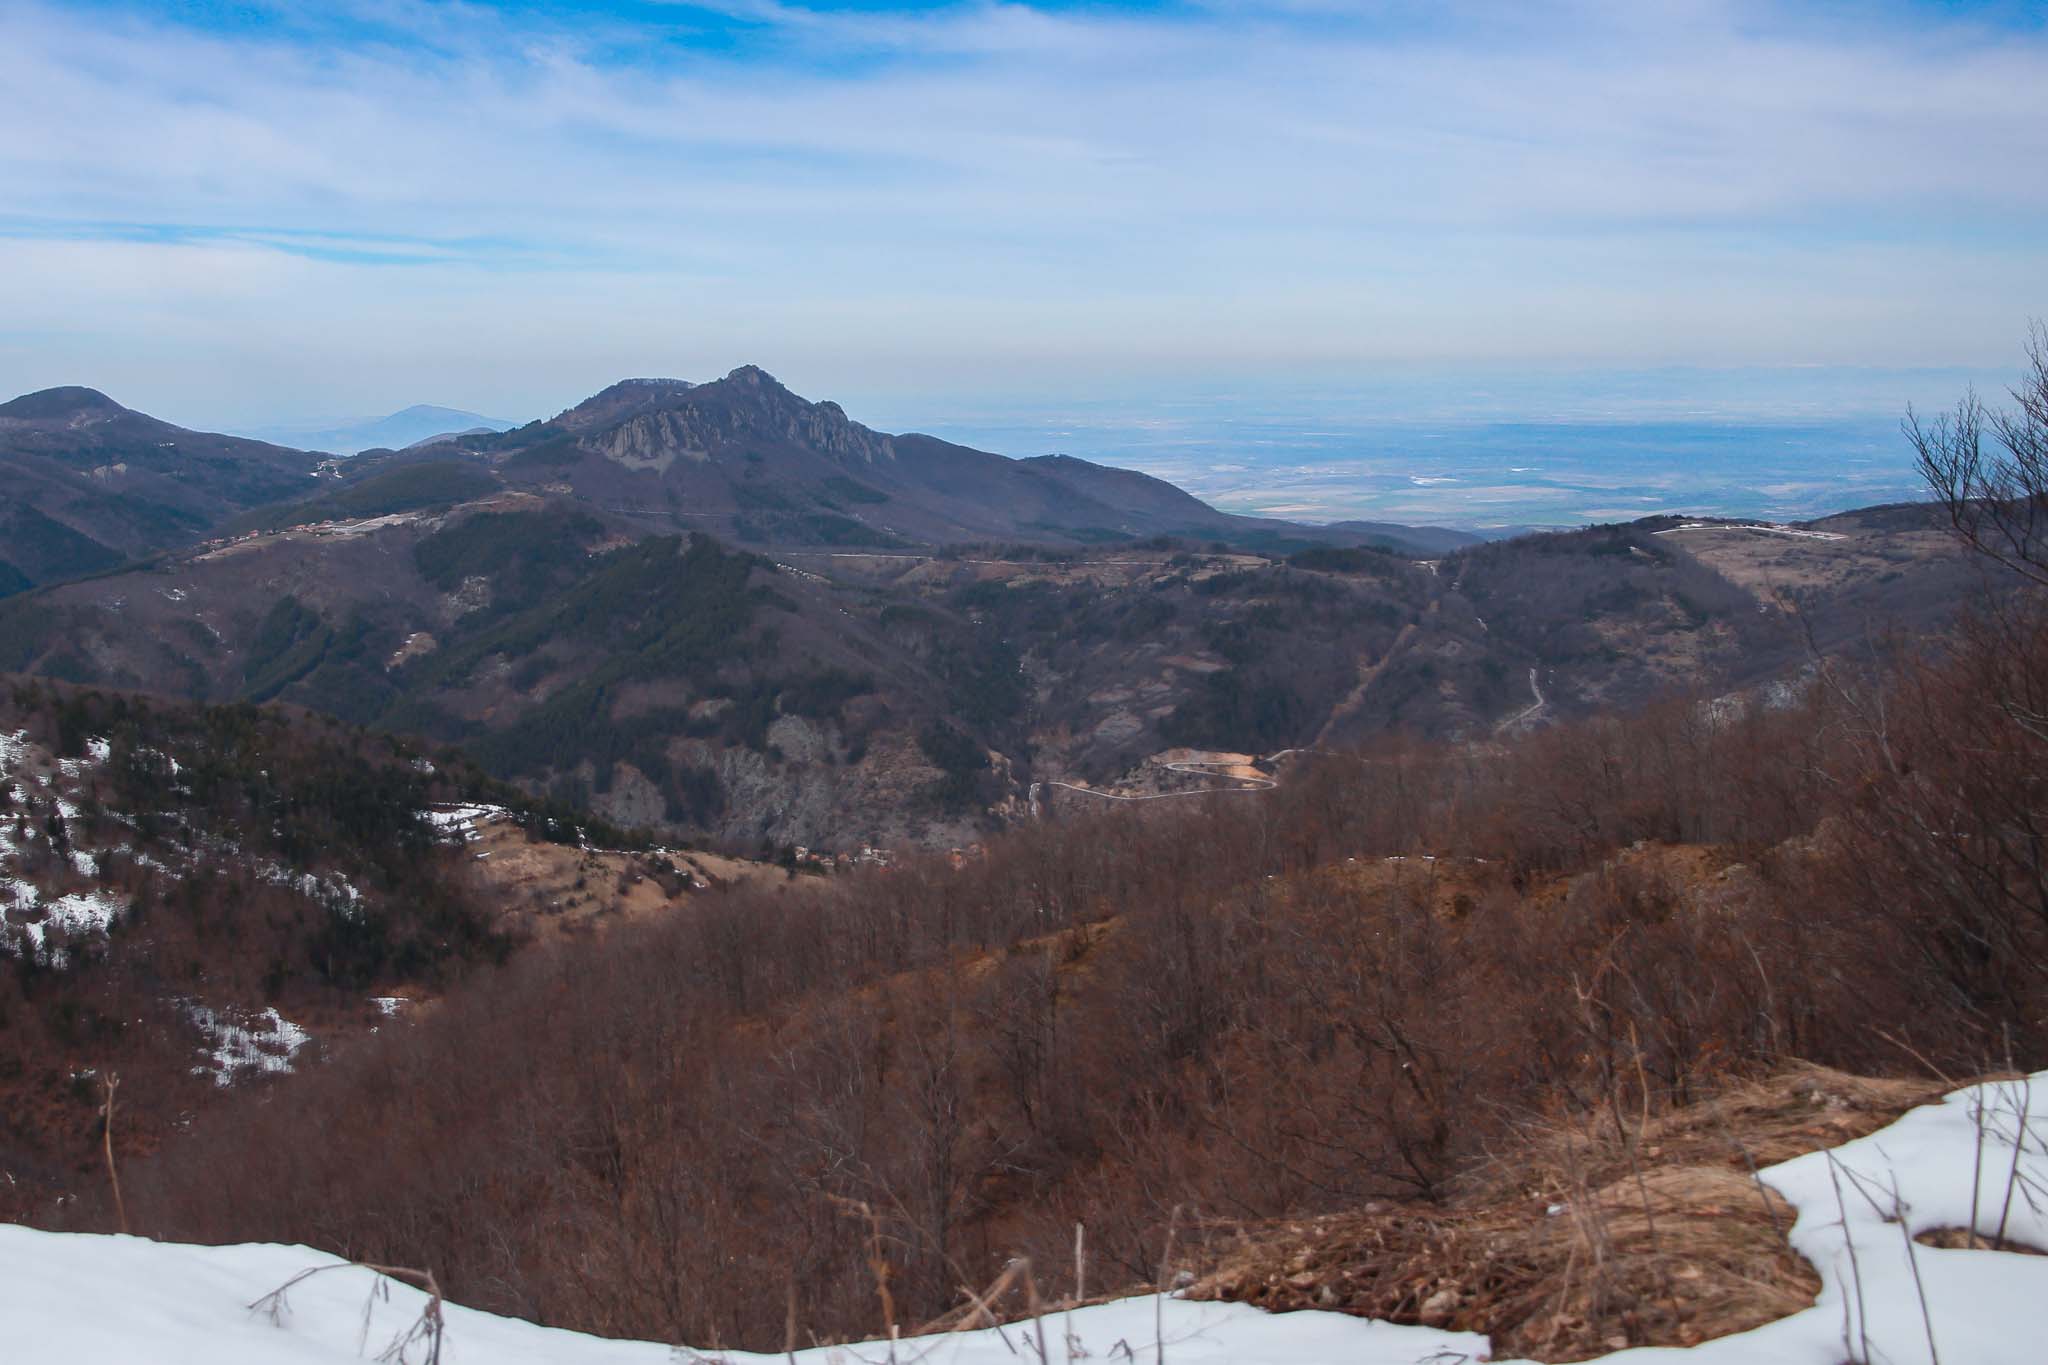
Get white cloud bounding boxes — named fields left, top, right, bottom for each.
left=0, top=0, right=2043, bottom=422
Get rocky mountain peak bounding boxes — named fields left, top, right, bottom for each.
left=553, top=377, right=698, bottom=431
left=722, top=364, right=782, bottom=390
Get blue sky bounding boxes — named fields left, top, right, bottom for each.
left=1, top=0, right=2045, bottom=430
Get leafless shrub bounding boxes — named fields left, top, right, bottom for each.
left=249, top=1260, right=446, bottom=1365
left=1909, top=320, right=2048, bottom=592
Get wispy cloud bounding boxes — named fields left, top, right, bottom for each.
left=1, top=0, right=2043, bottom=423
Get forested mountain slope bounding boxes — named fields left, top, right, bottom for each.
left=0, top=491, right=1979, bottom=848
left=0, top=388, right=322, bottom=592
left=0, top=679, right=664, bottom=1216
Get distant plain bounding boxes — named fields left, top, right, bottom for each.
left=860, top=367, right=1999, bottom=530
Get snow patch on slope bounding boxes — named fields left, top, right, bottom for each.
left=255, top=862, right=364, bottom=918
left=0, top=1073, right=2041, bottom=1364
left=423, top=803, right=509, bottom=844
left=0, top=730, right=126, bottom=965
left=42, top=887, right=125, bottom=939
left=0, top=726, right=369, bottom=966
left=56, top=735, right=111, bottom=780
left=186, top=1003, right=312, bottom=1087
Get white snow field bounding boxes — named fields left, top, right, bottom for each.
left=1, top=1071, right=2041, bottom=1364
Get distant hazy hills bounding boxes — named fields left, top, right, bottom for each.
left=241, top=404, right=518, bottom=456
left=0, top=370, right=1476, bottom=596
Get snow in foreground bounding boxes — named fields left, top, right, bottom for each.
left=1, top=1071, right=2042, bottom=1365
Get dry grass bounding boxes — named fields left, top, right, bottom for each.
left=1186, top=1065, right=1945, bottom=1361
left=459, top=820, right=797, bottom=939
left=1917, top=1227, right=2046, bottom=1254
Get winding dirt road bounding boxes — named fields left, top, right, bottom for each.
left=1029, top=756, right=1280, bottom=810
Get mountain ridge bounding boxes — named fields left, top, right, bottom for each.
left=434, top=364, right=1478, bottom=555
left=0, top=387, right=322, bottom=589
left=0, top=371, right=1976, bottom=856
left=0, top=372, right=1477, bottom=583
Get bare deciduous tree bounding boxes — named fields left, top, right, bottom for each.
left=1908, top=320, right=2048, bottom=591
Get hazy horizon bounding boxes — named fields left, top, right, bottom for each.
left=4, top=0, right=2045, bottom=422
left=161, top=358, right=1999, bottom=529
left=1, top=352, right=2010, bottom=528
left=853, top=367, right=1974, bottom=528
left=2, top=352, right=1989, bottom=531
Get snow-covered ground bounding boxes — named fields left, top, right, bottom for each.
left=1, top=1072, right=2042, bottom=1364
left=255, top=861, right=363, bottom=917
left=0, top=729, right=124, bottom=966
left=422, top=803, right=510, bottom=843
left=0, top=727, right=361, bottom=967
left=1653, top=522, right=1847, bottom=542
left=185, top=1002, right=312, bottom=1087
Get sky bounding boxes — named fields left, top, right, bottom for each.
left=1, top=0, right=2045, bottom=433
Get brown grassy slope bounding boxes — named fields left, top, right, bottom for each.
left=1190, top=1065, right=1942, bottom=1360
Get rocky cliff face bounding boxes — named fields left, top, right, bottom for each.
left=584, top=718, right=978, bottom=853
left=594, top=410, right=714, bottom=472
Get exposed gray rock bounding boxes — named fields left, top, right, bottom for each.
left=593, top=762, right=667, bottom=829
left=596, top=411, right=712, bottom=472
